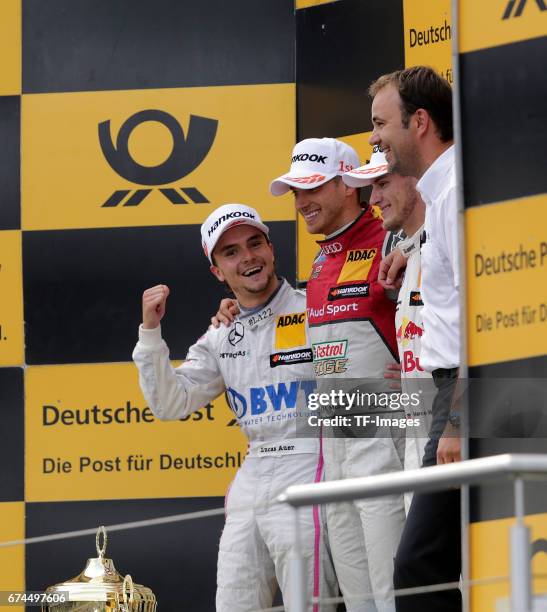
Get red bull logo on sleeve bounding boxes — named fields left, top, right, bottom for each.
left=396, top=317, right=424, bottom=348
left=402, top=350, right=424, bottom=373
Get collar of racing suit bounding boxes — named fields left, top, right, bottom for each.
left=397, top=224, right=425, bottom=259
left=238, top=276, right=283, bottom=316
left=237, top=277, right=292, bottom=330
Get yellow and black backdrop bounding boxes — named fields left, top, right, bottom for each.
left=459, top=0, right=547, bottom=608
left=0, top=0, right=455, bottom=609
left=2, top=0, right=297, bottom=609
left=5, top=1, right=544, bottom=611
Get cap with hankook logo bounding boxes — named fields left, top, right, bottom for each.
left=270, top=137, right=360, bottom=196
left=201, top=203, right=270, bottom=263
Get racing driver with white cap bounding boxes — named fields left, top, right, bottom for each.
left=343, top=147, right=435, bottom=512
left=269, top=138, right=406, bottom=612
left=132, top=204, right=337, bottom=612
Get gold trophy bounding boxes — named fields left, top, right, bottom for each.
left=41, top=526, right=157, bottom=611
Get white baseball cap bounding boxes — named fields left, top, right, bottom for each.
left=270, top=138, right=360, bottom=196
left=201, top=204, right=270, bottom=263
left=342, top=145, right=389, bottom=187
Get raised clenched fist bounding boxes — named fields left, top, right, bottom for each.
left=142, top=285, right=170, bottom=329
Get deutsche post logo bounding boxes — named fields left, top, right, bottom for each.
left=99, top=110, right=218, bottom=207
left=502, top=0, right=546, bottom=19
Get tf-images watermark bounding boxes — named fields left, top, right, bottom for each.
left=306, top=390, right=425, bottom=430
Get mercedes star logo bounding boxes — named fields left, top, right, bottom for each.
left=228, top=322, right=245, bottom=346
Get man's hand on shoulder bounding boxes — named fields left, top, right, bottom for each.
left=378, top=249, right=407, bottom=290
left=211, top=298, right=240, bottom=328
left=142, top=285, right=170, bottom=329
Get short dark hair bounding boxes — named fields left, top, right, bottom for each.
left=369, top=66, right=453, bottom=142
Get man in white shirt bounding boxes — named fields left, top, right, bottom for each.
left=368, top=66, right=461, bottom=612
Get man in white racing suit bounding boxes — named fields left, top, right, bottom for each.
left=343, top=148, right=434, bottom=512
left=132, top=203, right=337, bottom=612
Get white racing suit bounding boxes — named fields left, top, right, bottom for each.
left=133, top=280, right=337, bottom=612
left=395, top=226, right=435, bottom=513
left=306, top=210, right=406, bottom=612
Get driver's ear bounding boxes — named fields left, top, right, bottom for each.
left=210, top=264, right=225, bottom=282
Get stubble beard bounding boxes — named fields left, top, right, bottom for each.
left=390, top=152, right=420, bottom=179
left=383, top=185, right=417, bottom=233
left=388, top=133, right=423, bottom=179
left=244, top=268, right=276, bottom=294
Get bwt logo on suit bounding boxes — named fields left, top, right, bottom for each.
left=99, top=110, right=218, bottom=208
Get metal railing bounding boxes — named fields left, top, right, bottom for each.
left=279, top=453, right=547, bottom=612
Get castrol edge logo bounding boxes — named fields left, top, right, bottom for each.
left=312, top=340, right=348, bottom=361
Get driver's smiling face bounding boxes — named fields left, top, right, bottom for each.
left=210, top=224, right=277, bottom=305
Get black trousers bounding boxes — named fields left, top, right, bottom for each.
left=393, top=368, right=462, bottom=612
